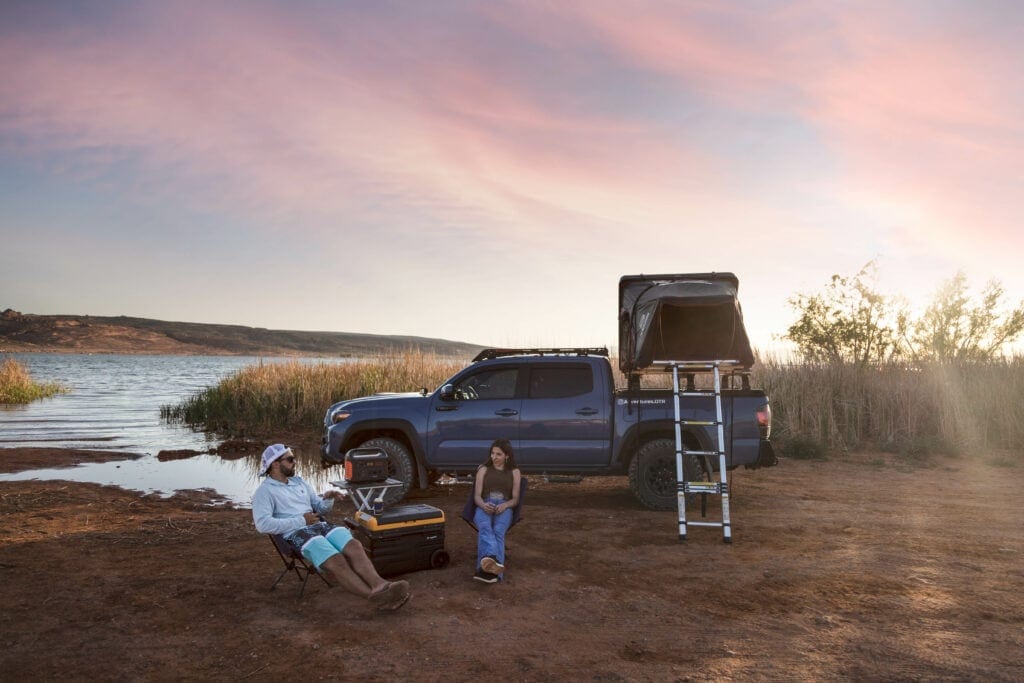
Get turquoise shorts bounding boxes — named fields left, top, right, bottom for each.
left=284, top=521, right=354, bottom=569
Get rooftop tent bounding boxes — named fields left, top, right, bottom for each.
left=618, top=273, right=755, bottom=373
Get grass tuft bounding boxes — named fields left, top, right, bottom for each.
left=0, top=357, right=69, bottom=403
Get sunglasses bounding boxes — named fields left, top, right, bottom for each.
left=279, top=455, right=296, bottom=464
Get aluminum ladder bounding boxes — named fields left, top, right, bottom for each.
left=653, top=359, right=740, bottom=543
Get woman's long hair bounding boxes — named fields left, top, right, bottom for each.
left=483, top=438, right=518, bottom=471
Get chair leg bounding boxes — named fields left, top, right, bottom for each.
left=297, top=566, right=311, bottom=598
left=270, top=564, right=292, bottom=591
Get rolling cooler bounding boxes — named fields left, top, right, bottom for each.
left=346, top=503, right=450, bottom=577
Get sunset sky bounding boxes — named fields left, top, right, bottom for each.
left=2, top=1, right=1022, bottom=352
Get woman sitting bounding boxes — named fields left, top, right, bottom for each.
left=472, top=438, right=521, bottom=584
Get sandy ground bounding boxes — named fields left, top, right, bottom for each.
left=1, top=447, right=1022, bottom=681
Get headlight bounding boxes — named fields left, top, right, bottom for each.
left=332, top=411, right=351, bottom=424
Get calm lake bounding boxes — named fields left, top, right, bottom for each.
left=0, top=353, right=349, bottom=505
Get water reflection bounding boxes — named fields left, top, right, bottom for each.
left=0, top=450, right=342, bottom=507
left=0, top=354, right=351, bottom=505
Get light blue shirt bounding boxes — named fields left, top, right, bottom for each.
left=252, top=475, right=335, bottom=536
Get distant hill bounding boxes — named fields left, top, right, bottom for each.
left=0, top=309, right=482, bottom=358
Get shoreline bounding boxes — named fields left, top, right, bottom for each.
left=0, top=447, right=142, bottom=474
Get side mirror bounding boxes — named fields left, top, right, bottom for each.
left=439, top=383, right=455, bottom=401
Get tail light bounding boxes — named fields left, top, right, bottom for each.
left=756, top=403, right=771, bottom=439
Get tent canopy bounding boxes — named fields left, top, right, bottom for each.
left=618, top=273, right=755, bottom=373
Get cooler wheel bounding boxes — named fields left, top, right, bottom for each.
left=430, top=549, right=450, bottom=569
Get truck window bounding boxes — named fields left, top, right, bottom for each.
left=528, top=366, right=593, bottom=399
left=454, top=367, right=518, bottom=400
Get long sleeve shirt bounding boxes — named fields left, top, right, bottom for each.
left=251, top=475, right=335, bottom=536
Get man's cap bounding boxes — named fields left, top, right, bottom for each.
left=261, top=443, right=292, bottom=475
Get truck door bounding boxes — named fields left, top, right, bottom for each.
left=517, top=362, right=611, bottom=468
left=426, top=365, right=521, bottom=469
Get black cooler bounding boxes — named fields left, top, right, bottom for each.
left=346, top=503, right=449, bottom=577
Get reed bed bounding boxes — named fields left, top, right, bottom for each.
left=165, top=351, right=1024, bottom=461
left=753, top=357, right=1024, bottom=458
left=161, top=352, right=466, bottom=434
left=0, top=357, right=68, bottom=403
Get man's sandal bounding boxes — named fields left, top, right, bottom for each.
left=380, top=580, right=411, bottom=611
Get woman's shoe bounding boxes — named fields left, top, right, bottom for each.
left=480, top=556, right=503, bottom=575
left=473, top=569, right=498, bottom=584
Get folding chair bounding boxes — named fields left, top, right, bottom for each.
left=460, top=476, right=528, bottom=563
left=268, top=533, right=330, bottom=598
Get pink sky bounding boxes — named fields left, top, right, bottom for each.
left=2, top=1, right=1022, bottom=351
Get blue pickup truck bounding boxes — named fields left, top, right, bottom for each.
left=321, top=346, right=777, bottom=509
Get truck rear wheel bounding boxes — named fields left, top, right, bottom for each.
left=628, top=438, right=708, bottom=510
left=359, top=437, right=414, bottom=503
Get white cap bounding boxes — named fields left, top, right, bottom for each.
left=260, top=444, right=292, bottom=475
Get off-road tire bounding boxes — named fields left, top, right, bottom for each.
left=628, top=437, right=710, bottom=510
left=359, top=437, right=414, bottom=504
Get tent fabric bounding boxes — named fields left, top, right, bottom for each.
left=618, top=273, right=755, bottom=372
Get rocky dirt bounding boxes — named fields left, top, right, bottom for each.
left=1, top=448, right=1022, bottom=681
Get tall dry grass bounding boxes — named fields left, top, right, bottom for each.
left=164, top=350, right=1024, bottom=459
left=161, top=352, right=466, bottom=434
left=0, top=357, right=68, bottom=403
left=753, top=356, right=1024, bottom=457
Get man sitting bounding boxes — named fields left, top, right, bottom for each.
left=253, top=443, right=410, bottom=611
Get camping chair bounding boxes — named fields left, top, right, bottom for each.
left=268, top=533, right=330, bottom=598
left=460, top=475, right=528, bottom=566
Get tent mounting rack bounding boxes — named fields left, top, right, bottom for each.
left=473, top=347, right=609, bottom=362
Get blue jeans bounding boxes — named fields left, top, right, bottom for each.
left=474, top=494, right=513, bottom=574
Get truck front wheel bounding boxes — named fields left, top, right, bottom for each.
left=359, top=437, right=414, bottom=503
left=628, top=438, right=708, bottom=510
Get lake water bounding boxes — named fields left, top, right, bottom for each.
left=0, top=354, right=348, bottom=505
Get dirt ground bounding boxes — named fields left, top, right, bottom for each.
left=1, top=448, right=1022, bottom=681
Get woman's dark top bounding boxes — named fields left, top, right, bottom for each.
left=481, top=466, right=515, bottom=501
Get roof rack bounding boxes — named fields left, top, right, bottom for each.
left=472, top=347, right=609, bottom=362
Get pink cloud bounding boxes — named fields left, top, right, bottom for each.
left=2, top=1, right=1021, bottom=269
left=801, top=7, right=1024, bottom=258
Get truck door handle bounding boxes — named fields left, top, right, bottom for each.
left=494, top=409, right=519, bottom=417
left=575, top=408, right=598, bottom=415
left=435, top=405, right=457, bottom=412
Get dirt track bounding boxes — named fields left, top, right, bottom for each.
left=1, top=449, right=1022, bottom=681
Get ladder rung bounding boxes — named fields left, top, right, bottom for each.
left=683, top=482, right=723, bottom=494
left=676, top=390, right=717, bottom=397
left=688, top=521, right=724, bottom=528
left=678, top=419, right=719, bottom=426
left=677, top=450, right=720, bottom=457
